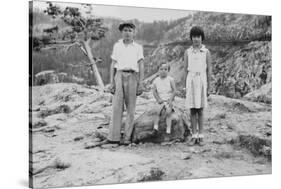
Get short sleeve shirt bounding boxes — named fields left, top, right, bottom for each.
left=111, top=39, right=144, bottom=72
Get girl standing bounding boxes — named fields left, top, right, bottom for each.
left=184, top=26, right=212, bottom=146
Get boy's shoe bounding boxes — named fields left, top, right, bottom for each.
left=120, top=140, right=131, bottom=146
left=164, top=135, right=171, bottom=142
left=96, top=139, right=119, bottom=147
left=151, top=129, right=158, bottom=137
left=188, top=138, right=197, bottom=146
left=197, top=138, right=205, bottom=146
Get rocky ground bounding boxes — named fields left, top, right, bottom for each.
left=30, top=83, right=272, bottom=188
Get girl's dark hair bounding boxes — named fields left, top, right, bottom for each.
left=190, top=26, right=205, bottom=41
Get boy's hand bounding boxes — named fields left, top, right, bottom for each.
left=137, top=82, right=144, bottom=96
left=108, top=82, right=115, bottom=95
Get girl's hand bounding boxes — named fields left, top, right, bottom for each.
left=207, top=85, right=211, bottom=97
left=157, top=99, right=164, bottom=104
left=207, top=89, right=211, bottom=97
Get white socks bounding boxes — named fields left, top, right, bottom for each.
left=192, top=133, right=204, bottom=139
left=154, top=124, right=159, bottom=130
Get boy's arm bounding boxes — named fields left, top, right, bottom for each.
left=138, top=45, right=144, bottom=84
left=206, top=50, right=212, bottom=96
left=152, top=83, right=163, bottom=104
left=110, top=60, right=117, bottom=85
left=183, top=50, right=189, bottom=85
left=110, top=43, right=118, bottom=87
left=136, top=59, right=144, bottom=95
left=138, top=59, right=144, bottom=83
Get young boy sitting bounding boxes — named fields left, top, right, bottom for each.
left=152, top=62, right=177, bottom=140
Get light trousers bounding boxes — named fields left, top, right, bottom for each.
left=108, top=71, right=138, bottom=141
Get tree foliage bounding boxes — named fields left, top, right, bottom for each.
left=31, top=2, right=109, bottom=88
left=164, top=12, right=271, bottom=42
left=32, top=2, right=108, bottom=50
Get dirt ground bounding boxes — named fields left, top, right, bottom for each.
left=30, top=83, right=272, bottom=188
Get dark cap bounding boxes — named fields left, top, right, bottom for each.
left=118, top=22, right=135, bottom=31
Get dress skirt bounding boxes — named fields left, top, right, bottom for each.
left=185, top=72, right=208, bottom=109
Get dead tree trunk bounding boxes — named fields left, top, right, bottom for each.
left=83, top=40, right=104, bottom=89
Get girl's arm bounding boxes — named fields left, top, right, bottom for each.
left=183, top=50, right=189, bottom=85
left=206, top=50, right=212, bottom=96
left=152, top=83, right=163, bottom=104
left=169, top=79, right=177, bottom=103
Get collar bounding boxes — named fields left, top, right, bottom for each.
left=190, top=45, right=207, bottom=53
left=118, top=38, right=135, bottom=46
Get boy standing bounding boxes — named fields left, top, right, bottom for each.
left=105, top=22, right=144, bottom=145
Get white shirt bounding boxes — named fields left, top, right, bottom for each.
left=111, top=39, right=144, bottom=72
left=153, top=76, right=174, bottom=101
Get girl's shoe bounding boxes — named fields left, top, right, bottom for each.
left=197, top=138, right=205, bottom=146
left=188, top=138, right=197, bottom=146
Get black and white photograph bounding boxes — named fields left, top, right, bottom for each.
left=29, top=0, right=272, bottom=188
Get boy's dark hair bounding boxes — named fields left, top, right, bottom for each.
left=190, top=26, right=205, bottom=41
left=119, top=22, right=135, bottom=31
left=158, top=62, right=170, bottom=71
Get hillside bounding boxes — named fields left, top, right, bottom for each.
left=31, top=9, right=272, bottom=99
left=163, top=12, right=271, bottom=42
left=143, top=12, right=271, bottom=100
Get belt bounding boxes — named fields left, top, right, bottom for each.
left=121, top=69, right=135, bottom=73
left=188, top=72, right=205, bottom=76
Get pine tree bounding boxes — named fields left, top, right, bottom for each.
left=32, top=2, right=108, bottom=89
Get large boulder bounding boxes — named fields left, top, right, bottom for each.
left=35, top=70, right=59, bottom=85
left=244, top=83, right=271, bottom=104
left=131, top=106, right=190, bottom=143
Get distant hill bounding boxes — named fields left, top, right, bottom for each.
left=31, top=8, right=272, bottom=100
left=143, top=12, right=271, bottom=99
left=163, top=12, right=271, bottom=42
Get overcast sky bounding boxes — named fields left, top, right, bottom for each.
left=33, top=0, right=192, bottom=22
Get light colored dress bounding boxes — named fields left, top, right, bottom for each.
left=185, top=45, right=208, bottom=109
